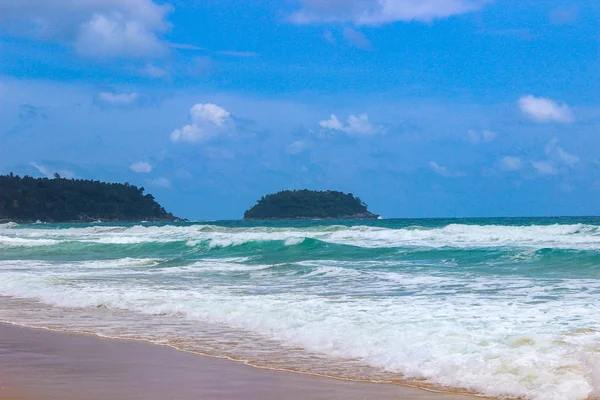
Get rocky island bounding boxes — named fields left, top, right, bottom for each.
left=244, top=189, right=379, bottom=220
left=0, top=174, right=178, bottom=223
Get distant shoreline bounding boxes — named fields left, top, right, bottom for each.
left=243, top=213, right=380, bottom=221
left=0, top=217, right=183, bottom=224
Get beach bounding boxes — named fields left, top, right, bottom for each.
left=0, top=323, right=473, bottom=400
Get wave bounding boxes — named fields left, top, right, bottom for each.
left=0, top=255, right=598, bottom=400
left=0, top=235, right=59, bottom=247
left=2, top=222, right=600, bottom=251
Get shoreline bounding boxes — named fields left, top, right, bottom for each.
left=0, top=218, right=184, bottom=224
left=0, top=322, right=477, bottom=400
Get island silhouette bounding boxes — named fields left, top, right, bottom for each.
left=244, top=189, right=379, bottom=220
left=0, top=174, right=178, bottom=223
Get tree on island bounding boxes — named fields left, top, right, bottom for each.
left=244, top=189, right=378, bottom=220
left=0, top=174, right=177, bottom=223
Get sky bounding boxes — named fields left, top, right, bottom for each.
left=1, top=0, right=599, bottom=220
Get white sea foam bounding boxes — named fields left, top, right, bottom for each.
left=0, top=254, right=599, bottom=399
left=1, top=223, right=599, bottom=250
left=0, top=235, right=59, bottom=246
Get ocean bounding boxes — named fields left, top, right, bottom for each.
left=0, top=217, right=599, bottom=400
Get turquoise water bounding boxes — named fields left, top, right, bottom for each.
left=1, top=217, right=600, bottom=399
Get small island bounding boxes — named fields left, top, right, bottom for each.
left=244, top=189, right=379, bottom=220
left=0, top=173, right=178, bottom=223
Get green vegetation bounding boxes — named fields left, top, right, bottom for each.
left=0, top=174, right=178, bottom=223
left=244, top=189, right=379, bottom=220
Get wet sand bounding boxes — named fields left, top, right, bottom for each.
left=0, top=322, right=475, bottom=400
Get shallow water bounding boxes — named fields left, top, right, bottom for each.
left=1, top=217, right=599, bottom=399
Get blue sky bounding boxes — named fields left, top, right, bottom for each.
left=1, top=0, right=599, bottom=220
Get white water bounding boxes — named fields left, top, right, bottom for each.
left=0, top=222, right=599, bottom=399
left=1, top=222, right=600, bottom=250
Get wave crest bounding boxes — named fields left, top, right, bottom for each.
left=1, top=222, right=600, bottom=251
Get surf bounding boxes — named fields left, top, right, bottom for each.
left=0, top=218, right=599, bottom=399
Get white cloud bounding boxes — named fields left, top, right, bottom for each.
left=170, top=124, right=202, bottom=143
left=141, top=63, right=168, bottom=78
left=319, top=113, right=384, bottom=135
left=191, top=103, right=230, bottom=126
left=429, top=161, right=465, bottom=178
left=75, top=13, right=166, bottom=58
left=545, top=138, right=579, bottom=166
left=287, top=140, right=308, bottom=154
left=526, top=139, right=578, bottom=177
left=0, top=0, right=172, bottom=58
left=531, top=161, right=558, bottom=175
left=290, top=0, right=491, bottom=25
left=97, top=91, right=140, bottom=106
left=147, top=177, right=171, bottom=188
left=346, top=114, right=382, bottom=134
left=320, top=114, right=344, bottom=130
left=30, top=162, right=52, bottom=178
left=343, top=27, right=372, bottom=49
left=499, top=156, right=522, bottom=171
left=170, top=103, right=234, bottom=143
left=468, top=129, right=497, bottom=144
left=169, top=42, right=207, bottom=51
left=30, top=162, right=75, bottom=179
left=129, top=161, right=152, bottom=173
left=518, top=95, right=574, bottom=123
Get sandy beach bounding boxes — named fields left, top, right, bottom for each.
left=0, top=322, right=476, bottom=400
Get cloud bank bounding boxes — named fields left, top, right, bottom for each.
left=0, top=0, right=172, bottom=58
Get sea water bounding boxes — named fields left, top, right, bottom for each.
left=0, top=217, right=599, bottom=399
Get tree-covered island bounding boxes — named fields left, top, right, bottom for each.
left=0, top=174, right=179, bottom=223
left=244, top=189, right=379, bottom=220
